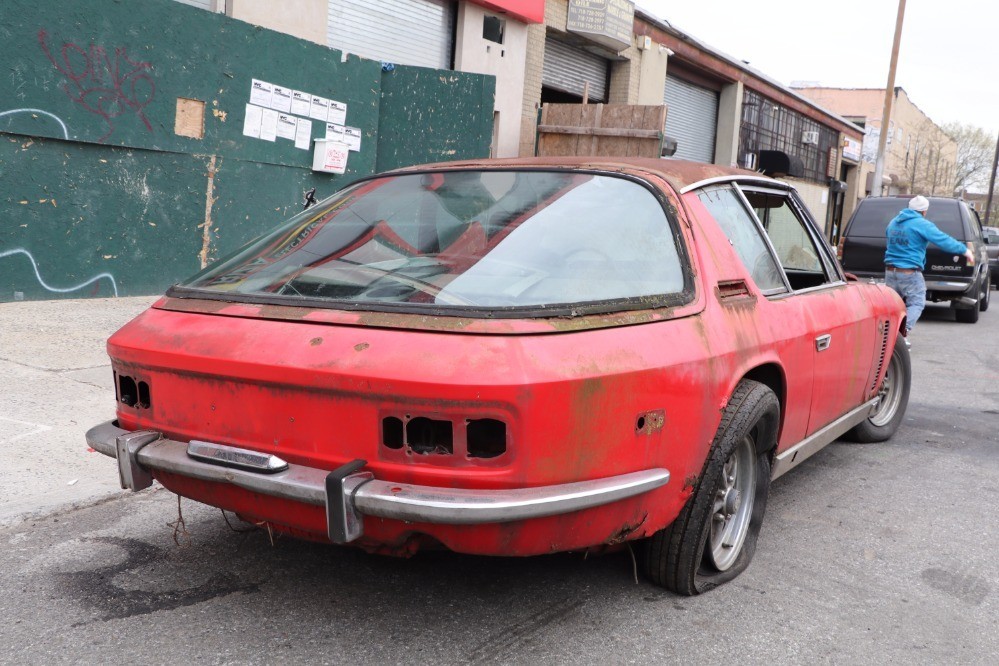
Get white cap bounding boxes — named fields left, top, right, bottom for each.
left=908, top=195, right=929, bottom=212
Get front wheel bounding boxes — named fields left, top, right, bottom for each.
left=642, top=380, right=780, bottom=595
left=846, top=335, right=911, bottom=442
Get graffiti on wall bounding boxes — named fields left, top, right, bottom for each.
left=0, top=108, right=70, bottom=139
left=38, top=29, right=155, bottom=143
left=1, top=248, right=119, bottom=298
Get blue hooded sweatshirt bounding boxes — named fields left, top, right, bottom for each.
left=884, top=208, right=967, bottom=270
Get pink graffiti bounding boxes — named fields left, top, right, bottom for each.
left=38, top=29, right=155, bottom=143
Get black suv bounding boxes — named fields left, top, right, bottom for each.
left=839, top=196, right=990, bottom=323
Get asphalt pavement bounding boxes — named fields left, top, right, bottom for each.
left=0, top=294, right=997, bottom=664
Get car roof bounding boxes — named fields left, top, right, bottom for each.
left=392, top=156, right=767, bottom=193
left=875, top=195, right=964, bottom=204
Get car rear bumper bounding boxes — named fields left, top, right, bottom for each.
left=87, top=420, right=671, bottom=545
left=924, top=279, right=974, bottom=293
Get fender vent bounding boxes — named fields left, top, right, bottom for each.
left=715, top=279, right=754, bottom=302
left=870, top=320, right=890, bottom=394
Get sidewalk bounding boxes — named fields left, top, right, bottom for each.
left=0, top=296, right=156, bottom=526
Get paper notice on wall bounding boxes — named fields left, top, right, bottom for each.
left=325, top=123, right=345, bottom=142
left=313, top=140, right=350, bottom=174
left=271, top=86, right=293, bottom=113
left=295, top=118, right=313, bottom=150
left=242, top=103, right=263, bottom=138
left=344, top=126, right=362, bottom=152
left=259, top=108, right=278, bottom=142
left=290, top=90, right=311, bottom=117
left=328, top=100, right=347, bottom=125
left=250, top=79, right=273, bottom=107
left=276, top=113, right=298, bottom=141
left=309, top=95, right=330, bottom=121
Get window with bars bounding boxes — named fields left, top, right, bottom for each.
left=740, top=89, right=838, bottom=184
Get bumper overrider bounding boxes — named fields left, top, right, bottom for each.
left=86, top=421, right=670, bottom=545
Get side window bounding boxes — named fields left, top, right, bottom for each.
left=961, top=202, right=982, bottom=241
left=695, top=186, right=786, bottom=293
left=743, top=189, right=836, bottom=291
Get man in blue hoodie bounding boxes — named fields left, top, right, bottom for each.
left=885, top=195, right=975, bottom=334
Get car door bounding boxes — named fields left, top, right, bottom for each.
left=741, top=185, right=877, bottom=434
left=691, top=184, right=814, bottom=451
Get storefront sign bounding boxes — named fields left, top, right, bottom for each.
left=567, top=0, right=634, bottom=52
left=842, top=136, right=862, bottom=162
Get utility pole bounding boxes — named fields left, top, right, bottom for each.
left=872, top=0, right=906, bottom=196
left=984, top=131, right=999, bottom=226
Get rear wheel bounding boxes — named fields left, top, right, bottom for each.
left=980, top=273, right=990, bottom=311
left=846, top=336, right=911, bottom=442
left=643, top=380, right=779, bottom=595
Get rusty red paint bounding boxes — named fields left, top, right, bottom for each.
left=102, top=158, right=905, bottom=562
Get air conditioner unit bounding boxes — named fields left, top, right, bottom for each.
left=801, top=130, right=819, bottom=145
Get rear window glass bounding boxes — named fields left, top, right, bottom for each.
left=176, top=170, right=690, bottom=316
left=847, top=199, right=965, bottom=238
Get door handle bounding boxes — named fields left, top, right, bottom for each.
left=815, top=334, right=832, bottom=352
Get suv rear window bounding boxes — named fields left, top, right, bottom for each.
left=847, top=199, right=965, bottom=239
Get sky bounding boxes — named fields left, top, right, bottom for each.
left=636, top=0, right=999, bottom=136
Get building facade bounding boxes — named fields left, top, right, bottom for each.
left=794, top=87, right=959, bottom=199
left=179, top=0, right=867, bottom=239
left=175, top=0, right=542, bottom=159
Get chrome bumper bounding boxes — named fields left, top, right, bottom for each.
left=924, top=279, right=973, bottom=293
left=86, top=421, right=670, bottom=544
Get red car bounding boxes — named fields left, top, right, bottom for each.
left=87, top=157, right=910, bottom=595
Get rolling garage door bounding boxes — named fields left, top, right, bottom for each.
left=174, top=0, right=212, bottom=9
left=663, top=74, right=719, bottom=163
left=543, top=38, right=608, bottom=102
left=327, top=0, right=454, bottom=70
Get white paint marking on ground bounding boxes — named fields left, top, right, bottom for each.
left=0, top=416, right=54, bottom=444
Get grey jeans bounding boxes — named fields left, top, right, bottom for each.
left=885, top=269, right=925, bottom=333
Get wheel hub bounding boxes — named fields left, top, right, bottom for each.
left=707, top=437, right=757, bottom=570
left=722, top=487, right=741, bottom=517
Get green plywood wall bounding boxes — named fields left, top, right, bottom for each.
left=0, top=0, right=495, bottom=301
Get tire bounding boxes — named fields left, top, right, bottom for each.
left=643, top=380, right=780, bottom=595
left=980, top=273, right=990, bottom=312
left=846, top=335, right=911, bottom=442
left=956, top=300, right=980, bottom=323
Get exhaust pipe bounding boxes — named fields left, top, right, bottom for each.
left=955, top=296, right=977, bottom=307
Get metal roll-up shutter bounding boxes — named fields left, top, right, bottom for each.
left=328, top=0, right=454, bottom=70
left=174, top=0, right=212, bottom=9
left=543, top=38, right=608, bottom=102
left=663, top=75, right=719, bottom=163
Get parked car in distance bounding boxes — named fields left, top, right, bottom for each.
left=838, top=196, right=990, bottom=323
left=983, top=225, right=999, bottom=288
left=87, top=157, right=910, bottom=596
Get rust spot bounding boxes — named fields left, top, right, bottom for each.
left=635, top=409, right=665, bottom=436
left=683, top=474, right=698, bottom=490
left=604, top=514, right=647, bottom=545
left=310, top=337, right=323, bottom=346
left=354, top=342, right=369, bottom=352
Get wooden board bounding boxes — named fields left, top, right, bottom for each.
left=537, top=104, right=667, bottom=158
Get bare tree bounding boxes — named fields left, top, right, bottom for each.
left=897, top=118, right=956, bottom=196
left=943, top=122, right=996, bottom=193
